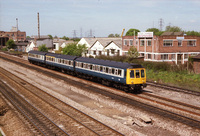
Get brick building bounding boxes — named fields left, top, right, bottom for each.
left=192, top=54, right=200, bottom=74
left=122, top=32, right=200, bottom=64
left=0, top=27, right=26, bottom=42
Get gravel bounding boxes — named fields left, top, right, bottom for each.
left=0, top=57, right=200, bottom=136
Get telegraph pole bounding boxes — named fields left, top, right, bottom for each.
left=16, top=18, right=18, bottom=43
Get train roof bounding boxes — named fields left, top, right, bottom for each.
left=28, top=50, right=48, bottom=55
left=46, top=52, right=77, bottom=60
left=75, top=57, right=143, bottom=69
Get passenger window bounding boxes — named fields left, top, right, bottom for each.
left=103, top=67, right=106, bottom=72
left=118, top=69, right=122, bottom=76
left=115, top=69, right=118, bottom=75
left=92, top=65, right=95, bottom=70
left=108, top=68, right=112, bottom=74
left=141, top=70, right=145, bottom=77
left=112, top=68, right=115, bottom=74
left=106, top=67, right=109, bottom=73
left=100, top=66, right=103, bottom=72
left=136, top=70, right=140, bottom=78
left=130, top=70, right=134, bottom=78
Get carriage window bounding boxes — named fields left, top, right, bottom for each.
left=92, top=65, right=95, bottom=70
left=141, top=70, right=145, bottom=77
left=130, top=70, right=134, bottom=78
left=108, top=68, right=112, bottom=74
left=69, top=61, right=71, bottom=65
left=65, top=60, right=68, bottom=65
left=81, top=63, right=83, bottom=68
left=103, top=67, right=106, bottom=72
left=100, top=66, right=103, bottom=72
left=115, top=69, right=118, bottom=75
left=85, top=64, right=88, bottom=69
left=112, top=68, right=115, bottom=74
left=62, top=59, right=64, bottom=63
left=136, top=70, right=140, bottom=78
left=118, top=69, right=122, bottom=76
left=106, top=67, right=109, bottom=73
left=75, top=62, right=78, bottom=66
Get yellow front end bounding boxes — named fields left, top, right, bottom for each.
left=126, top=68, right=146, bottom=86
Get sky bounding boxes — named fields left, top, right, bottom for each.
left=0, top=0, right=200, bottom=37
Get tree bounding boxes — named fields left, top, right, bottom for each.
left=108, top=34, right=115, bottom=37
left=127, top=46, right=139, bottom=58
left=125, top=28, right=140, bottom=36
left=165, top=26, right=183, bottom=32
left=61, top=36, right=69, bottom=40
left=185, top=31, right=200, bottom=36
left=38, top=44, right=48, bottom=52
left=48, top=35, right=53, bottom=39
left=62, top=43, right=87, bottom=56
left=6, top=39, right=16, bottom=49
left=115, top=34, right=120, bottom=37
left=146, top=28, right=164, bottom=36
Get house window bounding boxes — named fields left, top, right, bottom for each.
left=140, top=40, right=145, bottom=46
left=124, top=39, right=129, bottom=45
left=93, top=50, right=96, bottom=55
left=178, top=40, right=182, bottom=46
left=163, top=40, right=173, bottom=46
left=171, top=54, right=175, bottom=60
left=99, top=51, right=102, bottom=55
left=130, top=40, right=133, bottom=46
left=147, top=40, right=151, bottom=46
left=111, top=49, right=115, bottom=54
left=184, top=54, right=188, bottom=59
left=187, top=40, right=196, bottom=46
left=148, top=54, right=151, bottom=59
left=161, top=54, right=169, bottom=60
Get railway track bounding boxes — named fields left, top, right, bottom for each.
left=0, top=67, right=123, bottom=136
left=147, top=81, right=200, bottom=96
left=1, top=52, right=200, bottom=130
left=0, top=76, right=69, bottom=135
left=136, top=92, right=200, bottom=121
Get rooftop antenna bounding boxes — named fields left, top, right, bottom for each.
left=38, top=12, right=40, bottom=39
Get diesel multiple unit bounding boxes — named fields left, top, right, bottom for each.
left=28, top=50, right=147, bottom=92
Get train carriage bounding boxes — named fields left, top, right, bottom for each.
left=45, top=52, right=77, bottom=72
left=74, top=57, right=146, bottom=91
left=28, top=50, right=47, bottom=65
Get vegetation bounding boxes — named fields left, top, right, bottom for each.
left=6, top=39, right=16, bottom=49
left=127, top=46, right=139, bottom=58
left=62, top=43, right=87, bottom=56
left=125, top=28, right=140, bottom=36
left=61, top=36, right=70, bottom=40
left=146, top=28, right=164, bottom=36
left=38, top=44, right=48, bottom=52
left=48, top=35, right=53, bottom=39
left=108, top=34, right=120, bottom=37
left=165, top=25, right=183, bottom=32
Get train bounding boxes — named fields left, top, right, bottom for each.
left=28, top=50, right=147, bottom=92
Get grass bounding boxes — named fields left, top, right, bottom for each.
left=147, top=69, right=200, bottom=92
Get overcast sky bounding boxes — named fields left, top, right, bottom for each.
left=1, top=0, right=200, bottom=37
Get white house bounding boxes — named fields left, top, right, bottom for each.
left=77, top=37, right=122, bottom=57
left=104, top=40, right=122, bottom=56
left=26, top=41, right=36, bottom=52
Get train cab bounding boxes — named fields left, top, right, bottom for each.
left=126, top=67, right=147, bottom=91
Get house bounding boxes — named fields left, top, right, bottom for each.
left=77, top=37, right=122, bottom=57
left=122, top=32, right=200, bottom=64
left=31, top=35, right=53, bottom=49
left=192, top=54, right=200, bottom=74
left=26, top=41, right=37, bottom=52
